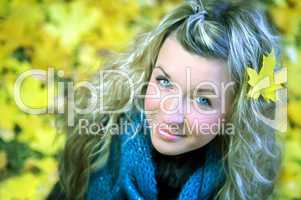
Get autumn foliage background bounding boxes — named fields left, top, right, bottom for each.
left=0, top=0, right=300, bottom=199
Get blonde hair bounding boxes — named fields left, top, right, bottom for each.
left=59, top=0, right=282, bottom=199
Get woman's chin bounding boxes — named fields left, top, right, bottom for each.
left=150, top=131, right=188, bottom=156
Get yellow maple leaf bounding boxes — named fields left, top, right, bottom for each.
left=44, top=1, right=100, bottom=50
left=246, top=50, right=284, bottom=102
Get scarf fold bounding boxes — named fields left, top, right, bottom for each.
left=87, top=110, right=225, bottom=200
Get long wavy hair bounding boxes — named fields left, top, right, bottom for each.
left=59, top=0, right=282, bottom=199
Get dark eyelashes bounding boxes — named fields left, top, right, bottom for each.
left=155, top=75, right=169, bottom=81
left=155, top=75, right=173, bottom=88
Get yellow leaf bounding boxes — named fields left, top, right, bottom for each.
left=0, top=157, right=58, bottom=200
left=246, top=50, right=285, bottom=102
left=44, top=1, right=100, bottom=49
left=288, top=101, right=301, bottom=127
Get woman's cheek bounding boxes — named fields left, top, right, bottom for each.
left=186, top=111, right=222, bottom=135
left=144, top=84, right=161, bottom=112
left=144, top=97, right=160, bottom=112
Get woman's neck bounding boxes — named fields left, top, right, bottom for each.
left=152, top=146, right=207, bottom=189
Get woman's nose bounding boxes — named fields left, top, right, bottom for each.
left=161, top=97, right=186, bottom=124
left=162, top=112, right=184, bottom=124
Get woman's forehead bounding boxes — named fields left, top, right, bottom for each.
left=154, top=36, right=232, bottom=90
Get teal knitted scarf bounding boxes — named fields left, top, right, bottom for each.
left=86, top=110, right=225, bottom=200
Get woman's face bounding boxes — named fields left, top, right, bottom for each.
left=144, top=35, right=234, bottom=155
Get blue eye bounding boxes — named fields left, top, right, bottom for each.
left=156, top=75, right=173, bottom=88
left=195, top=96, right=211, bottom=106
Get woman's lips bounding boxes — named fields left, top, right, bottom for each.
left=155, top=125, right=186, bottom=142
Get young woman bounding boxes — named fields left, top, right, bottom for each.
left=51, top=0, right=283, bottom=199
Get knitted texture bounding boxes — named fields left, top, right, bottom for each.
left=86, top=110, right=225, bottom=200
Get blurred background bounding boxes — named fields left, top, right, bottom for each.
left=0, top=0, right=300, bottom=199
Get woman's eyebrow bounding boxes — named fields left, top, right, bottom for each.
left=155, top=66, right=171, bottom=79
left=155, top=66, right=217, bottom=95
left=195, top=88, right=217, bottom=95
